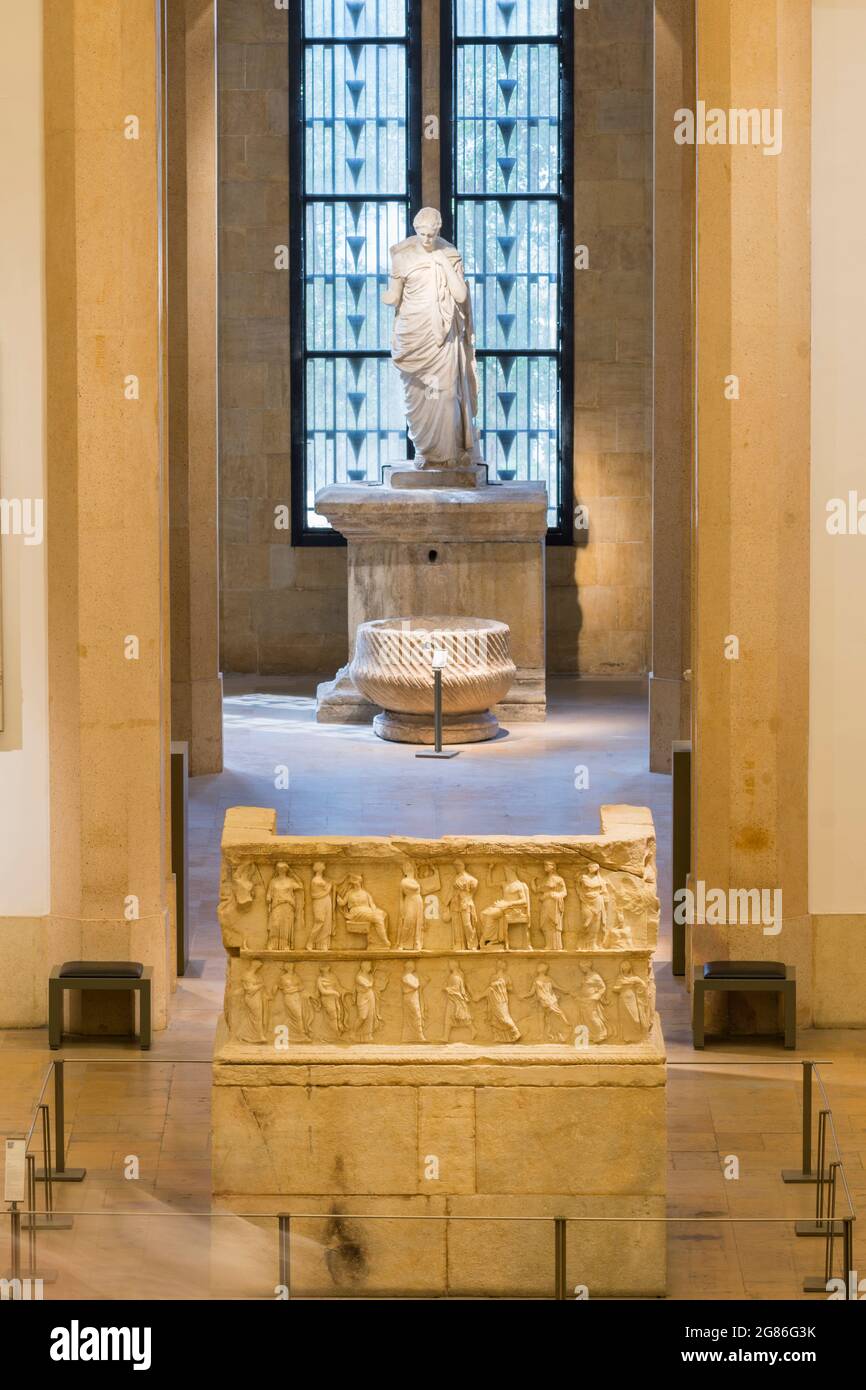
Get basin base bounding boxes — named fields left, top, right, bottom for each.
left=373, top=709, right=500, bottom=745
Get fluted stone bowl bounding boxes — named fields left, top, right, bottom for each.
left=350, top=616, right=516, bottom=744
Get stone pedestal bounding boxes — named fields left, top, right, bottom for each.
left=314, top=481, right=548, bottom=723
left=213, top=1031, right=666, bottom=1298
left=211, top=805, right=666, bottom=1298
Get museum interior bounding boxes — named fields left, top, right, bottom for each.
left=0, top=0, right=864, bottom=1309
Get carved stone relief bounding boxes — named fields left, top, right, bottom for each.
left=217, top=810, right=661, bottom=1054
left=223, top=951, right=657, bottom=1050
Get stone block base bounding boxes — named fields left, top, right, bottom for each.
left=212, top=1022, right=666, bottom=1298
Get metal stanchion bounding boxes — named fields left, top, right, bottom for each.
left=36, top=1061, right=86, bottom=1184
left=278, top=1214, right=291, bottom=1298
left=8, top=1205, right=21, bottom=1284
left=26, top=1105, right=72, bottom=1233
left=416, top=648, right=459, bottom=760
left=843, top=1217, right=855, bottom=1300
left=554, top=1217, right=567, bottom=1300
left=796, top=1110, right=842, bottom=1239
left=19, top=1153, right=57, bottom=1285
left=804, top=1161, right=842, bottom=1294
left=783, top=1060, right=818, bottom=1184
left=26, top=1157, right=37, bottom=1274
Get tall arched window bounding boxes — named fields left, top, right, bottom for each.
left=290, top=0, right=572, bottom=542
left=442, top=0, right=574, bottom=538
left=290, top=1, right=422, bottom=539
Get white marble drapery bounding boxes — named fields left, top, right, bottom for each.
left=385, top=235, right=481, bottom=467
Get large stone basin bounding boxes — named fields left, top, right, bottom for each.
left=349, top=616, right=516, bottom=744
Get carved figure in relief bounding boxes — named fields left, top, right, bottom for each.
left=353, top=960, right=389, bottom=1043
left=401, top=961, right=427, bottom=1042
left=480, top=869, right=532, bottom=949
left=442, top=958, right=475, bottom=1041
left=612, top=960, right=650, bottom=1043
left=337, top=873, right=390, bottom=948
left=534, top=861, right=568, bottom=950
left=642, top=848, right=661, bottom=928
left=397, top=861, right=426, bottom=951
left=573, top=960, right=609, bottom=1044
left=218, top=861, right=255, bottom=946
left=605, top=862, right=660, bottom=948
left=646, top=961, right=657, bottom=1023
left=577, top=862, right=608, bottom=948
left=266, top=862, right=304, bottom=950
left=307, top=862, right=336, bottom=950
left=314, top=965, right=348, bottom=1037
left=443, top=860, right=480, bottom=951
left=521, top=962, right=571, bottom=1042
left=602, top=900, right=634, bottom=950
left=273, top=964, right=313, bottom=1041
left=236, top=959, right=268, bottom=1044
left=475, top=965, right=521, bottom=1042
left=233, top=860, right=261, bottom=908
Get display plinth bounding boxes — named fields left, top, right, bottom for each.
left=314, top=480, right=548, bottom=724
left=211, top=805, right=666, bottom=1298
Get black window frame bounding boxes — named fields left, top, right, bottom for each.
left=440, top=0, right=575, bottom=544
left=289, top=0, right=424, bottom=546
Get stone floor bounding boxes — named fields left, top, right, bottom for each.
left=1, top=678, right=863, bottom=1298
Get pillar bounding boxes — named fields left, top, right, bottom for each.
left=691, top=0, right=811, bottom=1026
left=649, top=0, right=694, bottom=773
left=167, top=0, right=223, bottom=775
left=44, top=0, right=174, bottom=1028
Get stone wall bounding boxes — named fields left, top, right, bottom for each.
left=218, top=0, right=347, bottom=674
left=549, top=0, right=654, bottom=676
left=217, top=0, right=653, bottom=678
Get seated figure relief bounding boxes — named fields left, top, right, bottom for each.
left=219, top=827, right=659, bottom=1052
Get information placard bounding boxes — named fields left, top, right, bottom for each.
left=4, top=1137, right=26, bottom=1204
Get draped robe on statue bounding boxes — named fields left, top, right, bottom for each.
left=385, top=235, right=481, bottom=467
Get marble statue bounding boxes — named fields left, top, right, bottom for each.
left=475, top=965, right=521, bottom=1042
left=237, top=960, right=268, bottom=1044
left=315, top=965, right=348, bottom=1037
left=266, top=862, right=304, bottom=950
left=383, top=207, right=481, bottom=469
left=577, top=862, right=608, bottom=948
left=442, top=959, right=475, bottom=1041
left=521, top=962, right=571, bottom=1042
left=534, top=861, right=568, bottom=950
left=397, top=860, right=425, bottom=951
left=443, top=860, right=480, bottom=951
left=481, top=867, right=532, bottom=949
left=353, top=961, right=388, bottom=1043
left=337, top=873, right=391, bottom=948
left=612, top=960, right=650, bottom=1044
left=307, top=861, right=336, bottom=951
left=273, top=964, right=312, bottom=1042
left=401, top=961, right=426, bottom=1042
left=574, top=960, right=609, bottom=1044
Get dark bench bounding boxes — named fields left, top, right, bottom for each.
left=49, top=962, right=152, bottom=1050
left=693, top=961, right=796, bottom=1050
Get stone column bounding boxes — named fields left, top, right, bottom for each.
left=44, top=0, right=174, bottom=1028
left=691, top=0, right=811, bottom=1026
left=649, top=0, right=694, bottom=773
left=421, top=0, right=440, bottom=209
left=167, top=0, right=223, bottom=775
